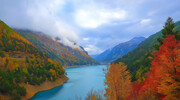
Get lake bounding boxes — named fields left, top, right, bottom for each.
left=30, top=65, right=106, bottom=100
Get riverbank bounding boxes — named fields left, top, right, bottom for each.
left=63, top=64, right=104, bottom=69
left=31, top=65, right=106, bottom=100
left=20, top=75, right=69, bottom=100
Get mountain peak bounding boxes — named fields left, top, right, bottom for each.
left=127, top=37, right=146, bottom=44
left=132, top=36, right=146, bottom=40
left=93, top=36, right=146, bottom=63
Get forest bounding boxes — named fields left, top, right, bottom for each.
left=86, top=18, right=180, bottom=100
left=0, top=20, right=66, bottom=100
left=104, top=17, right=180, bottom=100
left=0, top=13, right=179, bottom=100
left=114, top=18, right=180, bottom=82
left=1, top=0, right=180, bottom=100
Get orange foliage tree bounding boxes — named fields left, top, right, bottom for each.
left=104, top=62, right=132, bottom=100
left=137, top=35, right=180, bottom=100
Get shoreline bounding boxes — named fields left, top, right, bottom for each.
left=0, top=65, right=106, bottom=100
left=20, top=75, right=69, bottom=100
left=25, top=65, right=104, bottom=100
left=25, top=65, right=101, bottom=100
left=23, top=65, right=98, bottom=99
left=63, top=64, right=105, bottom=69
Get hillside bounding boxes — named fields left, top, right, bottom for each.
left=114, top=21, right=180, bottom=81
left=91, top=49, right=111, bottom=62
left=93, top=37, right=145, bottom=63
left=15, top=30, right=97, bottom=66
left=0, top=20, right=67, bottom=100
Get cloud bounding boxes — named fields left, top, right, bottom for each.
left=74, top=9, right=126, bottom=28
left=148, top=11, right=157, bottom=16
left=125, top=18, right=157, bottom=37
left=140, top=19, right=151, bottom=24
left=83, top=38, right=89, bottom=41
left=0, top=0, right=80, bottom=47
left=57, top=38, right=82, bottom=50
left=84, top=45, right=103, bottom=55
left=1, top=0, right=180, bottom=55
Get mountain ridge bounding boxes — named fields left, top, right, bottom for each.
left=93, top=37, right=146, bottom=63
left=15, top=29, right=98, bottom=66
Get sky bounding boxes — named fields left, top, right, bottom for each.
left=0, top=0, right=180, bottom=55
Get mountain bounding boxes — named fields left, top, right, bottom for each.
left=114, top=21, right=180, bottom=81
left=93, top=37, right=146, bottom=63
left=15, top=29, right=97, bottom=66
left=91, top=49, right=111, bottom=62
left=0, top=20, right=67, bottom=99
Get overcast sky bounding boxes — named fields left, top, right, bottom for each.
left=0, top=0, right=180, bottom=55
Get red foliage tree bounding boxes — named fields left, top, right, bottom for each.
left=133, top=35, right=180, bottom=100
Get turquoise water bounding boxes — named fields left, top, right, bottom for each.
left=30, top=65, right=106, bottom=100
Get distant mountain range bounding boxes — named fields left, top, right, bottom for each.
left=92, top=37, right=146, bottom=63
left=15, top=29, right=97, bottom=66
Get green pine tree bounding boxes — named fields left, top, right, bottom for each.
left=153, top=17, right=179, bottom=50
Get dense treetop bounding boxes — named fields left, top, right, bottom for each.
left=0, top=20, right=66, bottom=100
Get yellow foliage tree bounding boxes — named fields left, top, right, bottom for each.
left=104, top=62, right=132, bottom=100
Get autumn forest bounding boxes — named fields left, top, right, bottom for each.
left=103, top=18, right=180, bottom=100
left=0, top=0, right=180, bottom=100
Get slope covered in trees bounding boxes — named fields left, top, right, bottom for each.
left=0, top=20, right=66, bottom=100
left=131, top=35, right=180, bottom=100
left=114, top=20, right=180, bottom=81
left=103, top=18, right=180, bottom=100
left=15, top=30, right=97, bottom=66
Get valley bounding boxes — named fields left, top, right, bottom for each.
left=0, top=0, right=180, bottom=99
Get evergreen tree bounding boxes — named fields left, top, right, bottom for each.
left=153, top=17, right=179, bottom=50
